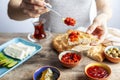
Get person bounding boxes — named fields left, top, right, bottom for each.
left=8, top=0, right=112, bottom=45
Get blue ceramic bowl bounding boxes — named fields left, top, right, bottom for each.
left=33, top=66, right=60, bottom=80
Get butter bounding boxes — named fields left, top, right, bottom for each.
left=40, top=68, right=54, bottom=80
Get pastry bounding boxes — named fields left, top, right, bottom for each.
left=52, top=30, right=98, bottom=52
left=87, top=44, right=105, bottom=62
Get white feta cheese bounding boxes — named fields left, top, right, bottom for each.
left=4, top=42, right=36, bottom=60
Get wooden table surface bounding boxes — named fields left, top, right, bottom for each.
left=0, top=33, right=120, bottom=80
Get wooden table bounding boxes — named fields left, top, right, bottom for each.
left=0, top=33, right=120, bottom=80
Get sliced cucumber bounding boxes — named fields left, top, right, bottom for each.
left=0, top=52, right=18, bottom=68
left=0, top=59, right=7, bottom=65
left=7, top=61, right=18, bottom=68
left=3, top=59, right=13, bottom=67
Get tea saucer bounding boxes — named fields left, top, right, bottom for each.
left=27, top=31, right=52, bottom=42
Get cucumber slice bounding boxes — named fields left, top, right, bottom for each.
left=7, top=61, right=18, bottom=68
left=3, top=59, right=13, bottom=67
left=0, top=53, right=7, bottom=60
left=0, top=59, right=7, bottom=66
left=0, top=52, right=18, bottom=68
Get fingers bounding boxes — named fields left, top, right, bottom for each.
left=21, top=2, right=45, bottom=10
left=20, top=0, right=49, bottom=18
left=91, top=25, right=108, bottom=46
left=86, top=23, right=98, bottom=34
left=92, top=26, right=104, bottom=38
left=23, top=0, right=45, bottom=6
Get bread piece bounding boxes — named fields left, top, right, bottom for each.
left=52, top=30, right=98, bottom=52
left=87, top=44, right=105, bottom=62
left=52, top=34, right=72, bottom=52
left=71, top=44, right=92, bottom=52
left=67, top=30, right=98, bottom=46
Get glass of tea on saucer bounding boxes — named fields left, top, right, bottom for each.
left=28, top=18, right=51, bottom=42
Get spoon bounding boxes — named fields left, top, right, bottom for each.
left=45, top=3, right=76, bottom=27
left=45, top=3, right=63, bottom=18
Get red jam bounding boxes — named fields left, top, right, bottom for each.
left=92, top=26, right=103, bottom=39
left=33, top=22, right=46, bottom=39
left=61, top=53, right=81, bottom=64
left=87, top=66, right=109, bottom=79
left=69, top=32, right=80, bottom=42
left=64, top=17, right=76, bottom=26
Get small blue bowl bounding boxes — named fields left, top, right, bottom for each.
left=33, top=66, right=60, bottom=80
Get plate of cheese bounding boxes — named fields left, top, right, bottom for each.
left=0, top=37, right=42, bottom=78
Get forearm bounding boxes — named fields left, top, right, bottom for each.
left=8, top=0, right=30, bottom=20
left=96, top=0, right=112, bottom=21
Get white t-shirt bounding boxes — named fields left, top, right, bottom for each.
left=40, top=0, right=97, bottom=33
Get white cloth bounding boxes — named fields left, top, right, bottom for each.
left=41, top=0, right=96, bottom=33
left=103, top=27, right=120, bottom=46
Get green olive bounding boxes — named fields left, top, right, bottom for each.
left=109, top=48, right=113, bottom=52
left=111, top=50, right=116, bottom=54
left=106, top=51, right=111, bottom=54
left=112, top=53, right=118, bottom=57
left=106, top=47, right=120, bottom=58
left=118, top=51, right=120, bottom=54
left=113, top=48, right=119, bottom=51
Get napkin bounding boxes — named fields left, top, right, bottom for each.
left=103, top=27, right=120, bottom=46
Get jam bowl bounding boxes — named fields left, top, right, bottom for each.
left=85, top=62, right=111, bottom=80
left=33, top=66, right=60, bottom=80
left=58, top=50, right=82, bottom=68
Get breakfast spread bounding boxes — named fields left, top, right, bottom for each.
left=64, top=17, right=76, bottom=26
left=4, top=42, right=36, bottom=60
left=0, top=52, right=18, bottom=68
left=52, top=30, right=98, bottom=52
left=1, top=28, right=120, bottom=80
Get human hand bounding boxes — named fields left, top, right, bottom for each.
left=20, top=0, right=49, bottom=18
left=86, top=14, right=108, bottom=45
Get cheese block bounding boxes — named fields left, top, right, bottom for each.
left=16, top=42, right=35, bottom=56
left=4, top=42, right=35, bottom=60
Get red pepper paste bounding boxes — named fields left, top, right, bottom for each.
left=61, top=53, right=81, bottom=64
left=87, top=66, right=109, bottom=79
left=33, top=22, right=46, bottom=39
left=64, top=17, right=76, bottom=26
left=69, top=32, right=80, bottom=42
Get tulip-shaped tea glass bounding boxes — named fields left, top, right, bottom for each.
left=28, top=18, right=51, bottom=42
